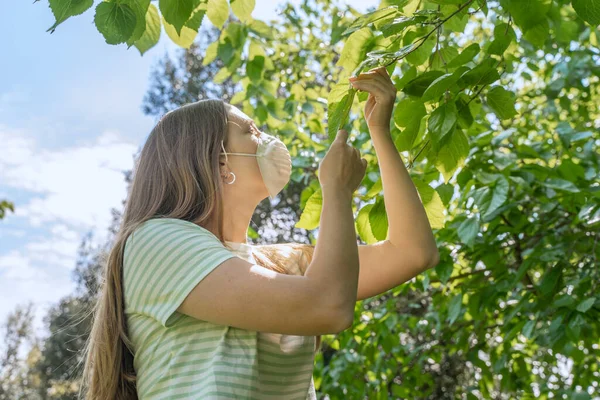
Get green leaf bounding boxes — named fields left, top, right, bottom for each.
left=94, top=1, right=137, bottom=45
left=403, top=71, right=445, bottom=97
left=435, top=260, right=453, bottom=284
left=572, top=0, right=600, bottom=26
left=422, top=74, right=455, bottom=103
left=524, top=19, right=549, bottom=47
left=393, top=98, right=426, bottom=151
left=572, top=392, right=592, bottom=400
left=500, top=0, right=551, bottom=32
left=404, top=30, right=436, bottom=66
left=162, top=3, right=205, bottom=48
left=567, top=313, right=585, bottom=340
left=487, top=23, right=516, bottom=55
left=471, top=177, right=509, bottom=221
left=247, top=56, right=264, bottom=81
left=327, top=83, right=357, bottom=142
left=125, top=0, right=151, bottom=48
left=295, top=188, right=322, bottom=230
left=369, top=197, right=389, bottom=241
left=460, top=59, right=500, bottom=86
left=356, top=203, right=378, bottom=244
left=575, top=297, right=596, bottom=313
left=413, top=178, right=446, bottom=229
left=543, top=178, right=581, bottom=193
left=428, top=102, right=458, bottom=146
left=434, top=129, right=470, bottom=183
left=230, top=0, right=255, bottom=23
left=380, top=15, right=428, bottom=37
left=441, top=4, right=470, bottom=32
left=456, top=95, right=474, bottom=128
left=447, top=43, right=480, bottom=68
left=336, top=28, right=375, bottom=74
left=47, top=0, right=94, bottom=33
left=394, top=98, right=426, bottom=128
left=207, top=0, right=229, bottom=29
left=457, top=216, right=479, bottom=248
left=486, top=86, right=517, bottom=120
left=448, top=293, right=463, bottom=324
left=429, top=46, right=459, bottom=70
left=522, top=320, right=536, bottom=339
left=247, top=18, right=273, bottom=39
left=342, top=6, right=399, bottom=36
left=539, top=266, right=562, bottom=296
left=133, top=3, right=161, bottom=55
left=160, top=0, right=201, bottom=36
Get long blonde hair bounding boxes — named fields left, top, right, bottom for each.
left=78, top=99, right=321, bottom=399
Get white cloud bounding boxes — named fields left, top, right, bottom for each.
left=0, top=127, right=140, bottom=338
left=0, top=127, right=138, bottom=233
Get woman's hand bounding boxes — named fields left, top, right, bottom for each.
left=348, top=66, right=397, bottom=134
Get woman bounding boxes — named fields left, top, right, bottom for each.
left=78, top=66, right=438, bottom=399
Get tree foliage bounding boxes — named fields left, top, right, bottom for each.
left=12, top=0, right=600, bottom=398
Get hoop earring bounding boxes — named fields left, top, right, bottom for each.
left=224, top=171, right=236, bottom=184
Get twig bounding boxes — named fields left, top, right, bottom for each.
left=383, top=0, right=476, bottom=68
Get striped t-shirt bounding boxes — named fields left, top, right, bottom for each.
left=123, top=217, right=317, bottom=399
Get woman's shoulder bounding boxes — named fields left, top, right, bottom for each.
left=131, top=217, right=218, bottom=238
left=125, top=218, right=223, bottom=255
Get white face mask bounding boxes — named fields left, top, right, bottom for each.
left=220, top=132, right=292, bottom=200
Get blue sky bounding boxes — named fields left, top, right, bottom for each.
left=0, top=0, right=378, bottom=341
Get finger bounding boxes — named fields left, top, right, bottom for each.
left=334, top=129, right=348, bottom=143
left=350, top=78, right=393, bottom=99
left=352, top=71, right=394, bottom=89
left=373, top=66, right=393, bottom=83
left=351, top=74, right=392, bottom=90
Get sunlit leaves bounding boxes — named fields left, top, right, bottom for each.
left=159, top=0, right=200, bottom=36
left=422, top=71, right=463, bottom=102
left=133, top=3, right=161, bottom=55
left=499, top=0, right=551, bottom=32
left=428, top=102, right=458, bottom=147
left=356, top=203, right=379, bottom=244
left=47, top=0, right=93, bottom=33
left=295, top=187, right=322, bottom=230
left=207, top=0, right=229, bottom=29
left=403, top=70, right=445, bottom=96
left=447, top=43, right=480, bottom=67
left=369, top=196, right=388, bottom=241
left=124, top=0, right=151, bottom=47
left=486, top=86, right=517, bottom=120
left=337, top=28, right=375, bottom=75
left=457, top=215, right=479, bottom=248
left=542, top=178, right=581, bottom=193
left=471, top=176, right=509, bottom=221
left=393, top=98, right=426, bottom=151
left=342, top=6, right=399, bottom=36
left=433, top=128, right=470, bottom=183
left=487, top=22, right=516, bottom=55
left=413, top=178, right=446, bottom=229
left=94, top=1, right=137, bottom=45
left=327, top=83, right=357, bottom=142
left=459, top=59, right=500, bottom=86
left=230, top=0, right=255, bottom=23
left=556, top=121, right=595, bottom=147
left=404, top=30, right=437, bottom=66
left=380, top=14, right=430, bottom=37
left=162, top=2, right=205, bottom=48
left=572, top=0, right=600, bottom=26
